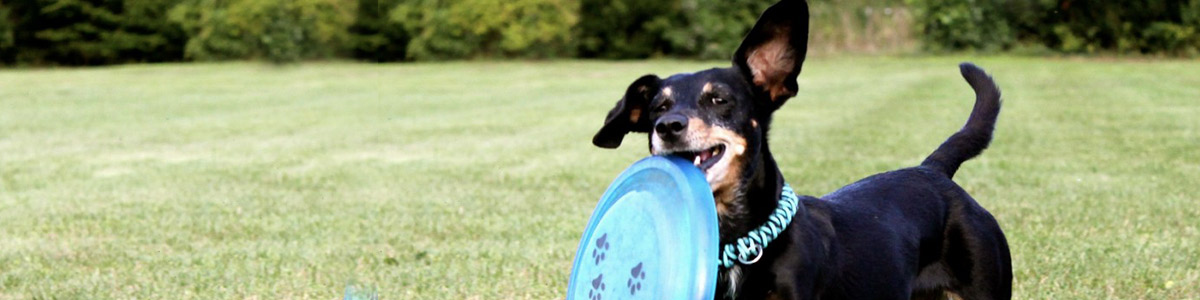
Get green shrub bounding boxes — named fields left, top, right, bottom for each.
left=169, top=0, right=356, bottom=63
left=1, top=0, right=185, bottom=65
left=0, top=5, right=14, bottom=64
left=348, top=0, right=409, bottom=61
left=577, top=0, right=914, bottom=59
left=391, top=0, right=578, bottom=60
left=575, top=0, right=681, bottom=59
left=663, top=0, right=773, bottom=59
left=1031, top=0, right=1200, bottom=55
left=1142, top=22, right=1197, bottom=55
left=911, top=0, right=1200, bottom=56
left=907, top=0, right=1013, bottom=52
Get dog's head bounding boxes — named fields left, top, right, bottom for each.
left=592, top=0, right=809, bottom=216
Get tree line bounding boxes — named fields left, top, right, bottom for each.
left=1, top=0, right=1197, bottom=66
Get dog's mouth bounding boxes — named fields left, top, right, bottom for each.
left=670, top=144, right=726, bottom=172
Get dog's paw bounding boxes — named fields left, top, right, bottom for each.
left=588, top=273, right=606, bottom=300
left=626, top=262, right=646, bottom=295
left=591, top=233, right=610, bottom=265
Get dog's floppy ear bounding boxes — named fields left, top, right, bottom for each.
left=593, top=75, right=662, bottom=149
left=733, top=0, right=809, bottom=108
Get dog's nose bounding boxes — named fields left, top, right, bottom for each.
left=655, top=115, right=688, bottom=140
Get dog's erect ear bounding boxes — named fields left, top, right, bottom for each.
left=593, top=75, right=662, bottom=149
left=733, top=0, right=809, bottom=108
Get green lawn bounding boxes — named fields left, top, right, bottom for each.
left=1, top=57, right=1197, bottom=299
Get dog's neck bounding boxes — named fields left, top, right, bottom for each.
left=720, top=141, right=793, bottom=246
left=717, top=142, right=800, bottom=298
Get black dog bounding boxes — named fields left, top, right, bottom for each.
left=590, top=0, right=1012, bottom=299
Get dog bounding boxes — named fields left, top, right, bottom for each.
left=589, top=0, right=1012, bottom=299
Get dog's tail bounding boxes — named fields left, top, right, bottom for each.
left=920, top=63, right=1002, bottom=179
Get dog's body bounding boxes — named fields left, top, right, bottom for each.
left=591, top=0, right=1011, bottom=299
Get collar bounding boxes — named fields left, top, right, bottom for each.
left=718, top=183, right=799, bottom=268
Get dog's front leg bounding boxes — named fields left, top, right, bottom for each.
left=766, top=272, right=813, bottom=300
left=766, top=286, right=806, bottom=300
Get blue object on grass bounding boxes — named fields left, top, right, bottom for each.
left=343, top=283, right=378, bottom=300
left=566, top=156, right=719, bottom=300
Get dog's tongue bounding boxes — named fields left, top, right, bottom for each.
left=698, top=149, right=713, bottom=163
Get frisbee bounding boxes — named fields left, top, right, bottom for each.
left=566, top=156, right=719, bottom=300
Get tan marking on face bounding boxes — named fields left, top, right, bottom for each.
left=629, top=107, right=642, bottom=123
left=707, top=126, right=747, bottom=217
left=702, top=82, right=713, bottom=93
left=686, top=117, right=707, bottom=137
left=751, top=119, right=758, bottom=128
left=747, top=31, right=796, bottom=102
left=649, top=117, right=748, bottom=218
left=673, top=119, right=749, bottom=216
left=661, top=87, right=673, bottom=99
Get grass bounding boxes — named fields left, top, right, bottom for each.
left=1, top=56, right=1197, bottom=299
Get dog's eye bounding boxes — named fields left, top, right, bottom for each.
left=654, top=104, right=669, bottom=113
left=711, top=97, right=727, bottom=105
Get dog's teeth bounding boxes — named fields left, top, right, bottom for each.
left=694, top=156, right=702, bottom=166
left=713, top=148, right=721, bottom=156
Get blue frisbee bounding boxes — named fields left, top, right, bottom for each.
left=566, top=156, right=719, bottom=300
